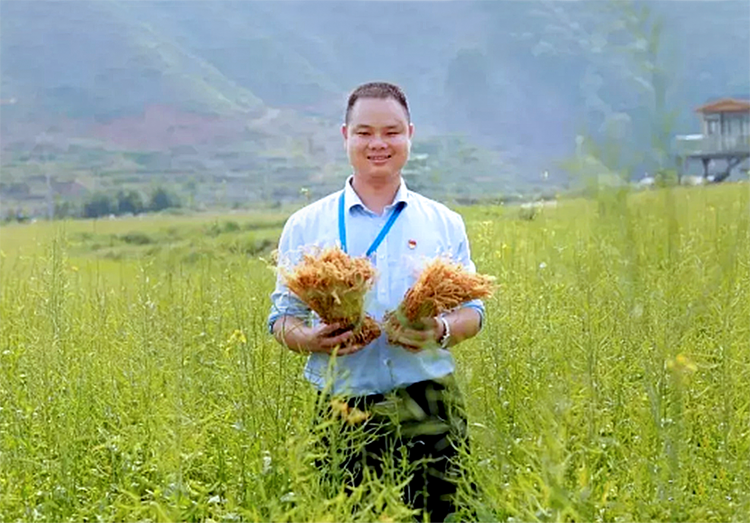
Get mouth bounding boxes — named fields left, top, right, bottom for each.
left=367, top=154, right=392, bottom=162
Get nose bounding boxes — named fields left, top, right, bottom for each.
left=368, top=135, right=387, bottom=149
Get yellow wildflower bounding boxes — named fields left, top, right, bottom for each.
left=345, top=407, right=371, bottom=426
left=228, top=329, right=247, bottom=345
left=330, top=398, right=350, bottom=417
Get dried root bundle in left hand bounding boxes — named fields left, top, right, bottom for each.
left=384, top=257, right=495, bottom=347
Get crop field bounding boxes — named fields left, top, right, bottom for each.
left=1, top=185, right=749, bottom=522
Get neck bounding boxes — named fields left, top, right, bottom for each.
left=351, top=174, right=401, bottom=214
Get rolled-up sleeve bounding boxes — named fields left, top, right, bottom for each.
left=454, top=216, right=486, bottom=329
left=267, top=215, right=311, bottom=334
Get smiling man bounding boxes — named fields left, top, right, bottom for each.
left=268, top=82, right=485, bottom=522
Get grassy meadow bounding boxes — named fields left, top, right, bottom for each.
left=1, top=184, right=749, bottom=522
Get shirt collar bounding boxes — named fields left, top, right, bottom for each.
left=343, top=175, right=410, bottom=214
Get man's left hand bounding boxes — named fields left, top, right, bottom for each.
left=388, top=316, right=444, bottom=353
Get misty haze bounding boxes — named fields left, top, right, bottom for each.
left=1, top=0, right=748, bottom=219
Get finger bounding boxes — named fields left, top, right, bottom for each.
left=390, top=330, right=414, bottom=347
left=319, top=322, right=347, bottom=336
left=389, top=329, right=424, bottom=350
left=334, top=343, right=365, bottom=356
left=402, top=328, right=435, bottom=342
left=329, top=340, right=364, bottom=356
left=396, top=329, right=434, bottom=345
left=320, top=330, right=352, bottom=348
left=399, top=343, right=423, bottom=353
left=394, top=329, right=436, bottom=351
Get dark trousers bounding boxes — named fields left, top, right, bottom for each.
left=314, top=375, right=471, bottom=522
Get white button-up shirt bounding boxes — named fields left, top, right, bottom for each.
left=268, top=176, right=485, bottom=396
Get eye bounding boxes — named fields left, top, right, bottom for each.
left=356, top=131, right=371, bottom=136
left=387, top=131, right=399, bottom=136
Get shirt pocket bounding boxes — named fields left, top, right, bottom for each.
left=388, top=231, right=446, bottom=302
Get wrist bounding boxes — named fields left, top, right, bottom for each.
left=275, top=318, right=314, bottom=352
left=437, top=316, right=451, bottom=349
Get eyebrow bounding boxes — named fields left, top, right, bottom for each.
left=352, top=124, right=402, bottom=130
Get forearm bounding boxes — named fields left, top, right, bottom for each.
left=272, top=315, right=311, bottom=352
left=441, top=307, right=482, bottom=347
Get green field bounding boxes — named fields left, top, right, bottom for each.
left=1, top=184, right=749, bottom=522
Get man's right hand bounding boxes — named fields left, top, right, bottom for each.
left=272, top=316, right=366, bottom=355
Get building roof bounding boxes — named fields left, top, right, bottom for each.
left=696, top=98, right=750, bottom=114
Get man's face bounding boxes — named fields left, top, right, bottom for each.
left=342, top=97, right=414, bottom=180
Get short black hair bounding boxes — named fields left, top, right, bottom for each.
left=345, top=82, right=411, bottom=124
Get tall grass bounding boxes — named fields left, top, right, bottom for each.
left=1, top=184, right=748, bottom=521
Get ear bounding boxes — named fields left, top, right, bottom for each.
left=407, top=123, right=415, bottom=140
left=341, top=123, right=348, bottom=141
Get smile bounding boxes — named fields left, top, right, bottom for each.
left=367, top=154, right=392, bottom=161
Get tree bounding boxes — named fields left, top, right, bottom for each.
left=82, top=192, right=114, bottom=218
left=54, top=198, right=78, bottom=219
left=116, top=189, right=144, bottom=215
left=148, top=186, right=181, bottom=212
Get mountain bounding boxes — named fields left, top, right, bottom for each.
left=1, top=0, right=748, bottom=208
left=0, top=1, right=267, bottom=119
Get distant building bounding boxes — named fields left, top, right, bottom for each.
left=674, top=98, right=750, bottom=182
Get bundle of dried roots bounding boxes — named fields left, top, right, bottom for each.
left=281, top=246, right=381, bottom=349
left=384, top=257, right=495, bottom=347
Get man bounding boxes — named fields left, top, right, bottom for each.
left=268, top=82, right=484, bottom=522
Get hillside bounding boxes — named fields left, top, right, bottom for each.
left=1, top=0, right=748, bottom=214
left=4, top=1, right=747, bottom=129
left=0, top=1, right=266, bottom=119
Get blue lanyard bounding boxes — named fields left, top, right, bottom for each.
left=338, top=191, right=405, bottom=257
